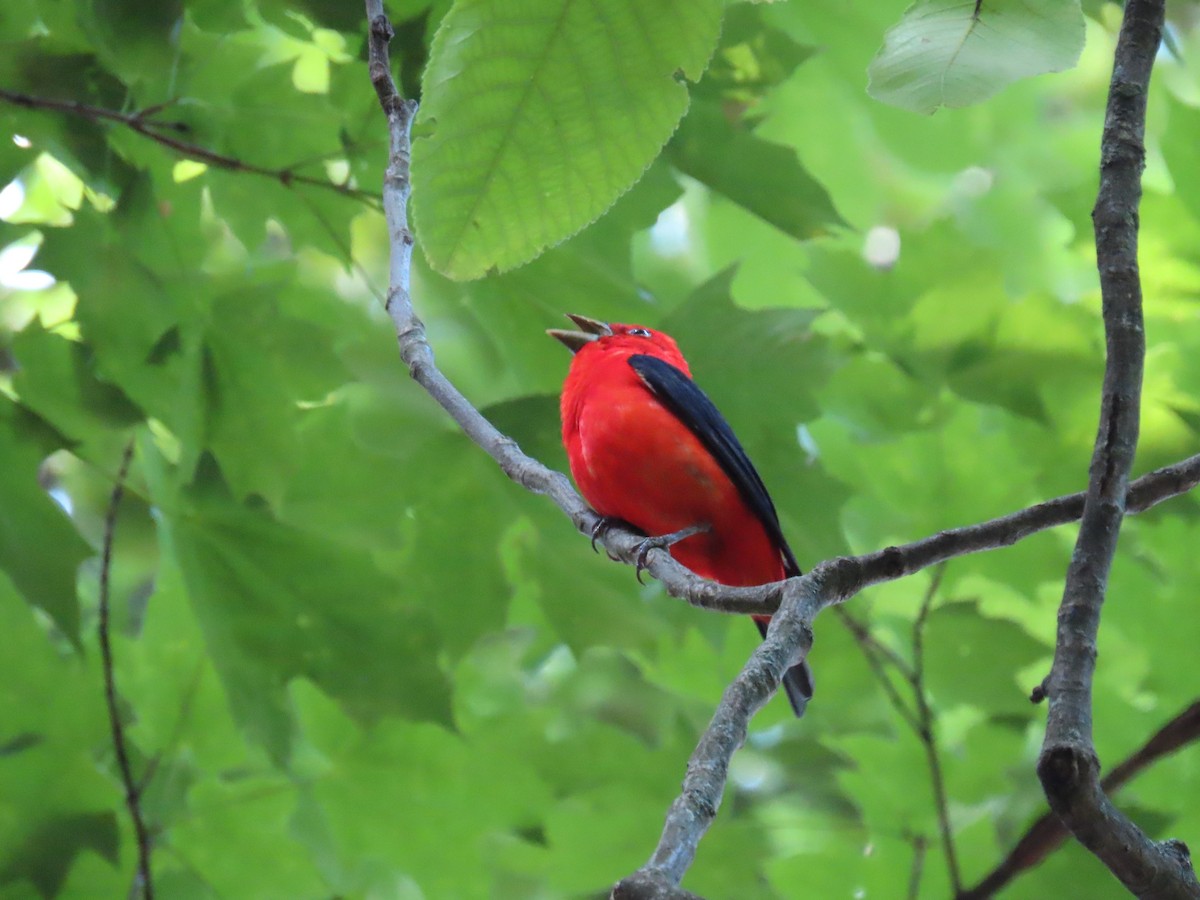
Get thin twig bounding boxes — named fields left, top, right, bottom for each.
left=293, top=190, right=387, bottom=303
left=835, top=607, right=915, bottom=680
left=908, top=834, right=928, bottom=900
left=910, top=566, right=960, bottom=894
left=837, top=609, right=921, bottom=733
left=0, top=88, right=380, bottom=206
left=961, top=700, right=1200, bottom=899
left=98, top=439, right=154, bottom=900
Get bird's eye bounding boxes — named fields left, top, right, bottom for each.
left=627, top=328, right=652, bottom=338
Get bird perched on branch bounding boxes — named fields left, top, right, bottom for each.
left=548, top=314, right=813, bottom=717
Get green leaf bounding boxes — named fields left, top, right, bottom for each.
left=0, top=812, right=118, bottom=899
left=668, top=98, right=844, bottom=240
left=0, top=576, right=115, bottom=897
left=1162, top=95, right=1200, bottom=228
left=171, top=775, right=326, bottom=897
left=767, top=831, right=937, bottom=898
left=922, top=600, right=1049, bottom=716
left=297, top=694, right=553, bottom=898
left=696, top=2, right=816, bottom=108
left=867, top=0, right=1085, bottom=114
left=161, top=457, right=454, bottom=761
left=8, top=4, right=1200, bottom=896
left=412, top=0, right=723, bottom=279
left=11, top=323, right=143, bottom=443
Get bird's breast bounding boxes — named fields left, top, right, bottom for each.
left=568, top=380, right=782, bottom=586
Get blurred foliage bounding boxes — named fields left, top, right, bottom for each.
left=0, top=0, right=1199, bottom=898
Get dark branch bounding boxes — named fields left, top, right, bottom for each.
left=908, top=834, right=928, bottom=900
left=98, top=440, right=153, bottom=900
left=962, top=701, right=1200, bottom=899
left=1034, top=0, right=1200, bottom=895
left=612, top=871, right=705, bottom=900
left=911, top=567, right=960, bottom=894
left=0, top=88, right=379, bottom=205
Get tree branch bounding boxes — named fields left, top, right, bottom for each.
left=98, top=439, right=153, bottom=900
left=616, top=565, right=841, bottom=895
left=0, top=88, right=379, bottom=206
left=1034, top=0, right=1200, bottom=895
left=962, top=700, right=1200, bottom=899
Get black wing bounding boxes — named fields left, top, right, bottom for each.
left=631, top=354, right=813, bottom=717
left=627, top=354, right=801, bottom=578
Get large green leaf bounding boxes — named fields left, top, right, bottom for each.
left=411, top=0, right=723, bottom=279
left=158, top=456, right=454, bottom=761
left=668, top=98, right=844, bottom=240
left=868, top=0, right=1085, bottom=114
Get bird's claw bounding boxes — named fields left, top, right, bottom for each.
left=633, top=523, right=709, bottom=584
left=589, top=516, right=630, bottom=561
left=589, top=517, right=612, bottom=553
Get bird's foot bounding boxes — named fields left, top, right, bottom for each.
left=589, top=515, right=635, bottom=560
left=634, top=523, right=710, bottom=584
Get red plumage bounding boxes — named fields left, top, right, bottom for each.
left=551, top=315, right=812, bottom=717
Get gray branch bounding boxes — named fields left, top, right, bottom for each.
left=363, top=2, right=1200, bottom=896
left=1034, top=0, right=1200, bottom=896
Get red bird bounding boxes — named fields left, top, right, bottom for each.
left=549, top=314, right=813, bottom=717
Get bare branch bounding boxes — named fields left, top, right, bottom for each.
left=962, top=701, right=1200, bottom=899
left=98, top=439, right=153, bottom=900
left=0, top=88, right=379, bottom=205
left=1033, top=0, right=1200, bottom=894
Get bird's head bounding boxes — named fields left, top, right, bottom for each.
left=548, top=314, right=687, bottom=369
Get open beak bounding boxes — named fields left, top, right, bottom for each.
left=547, top=314, right=613, bottom=353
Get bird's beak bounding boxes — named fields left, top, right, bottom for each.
left=547, top=314, right=612, bottom=354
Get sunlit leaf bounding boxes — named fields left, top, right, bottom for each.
left=868, top=0, right=1085, bottom=114
left=412, top=0, right=723, bottom=279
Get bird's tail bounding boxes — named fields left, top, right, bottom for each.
left=755, top=618, right=814, bottom=718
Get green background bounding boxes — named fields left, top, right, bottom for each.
left=0, top=0, right=1198, bottom=897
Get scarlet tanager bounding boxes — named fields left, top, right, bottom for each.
left=549, top=314, right=813, bottom=717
